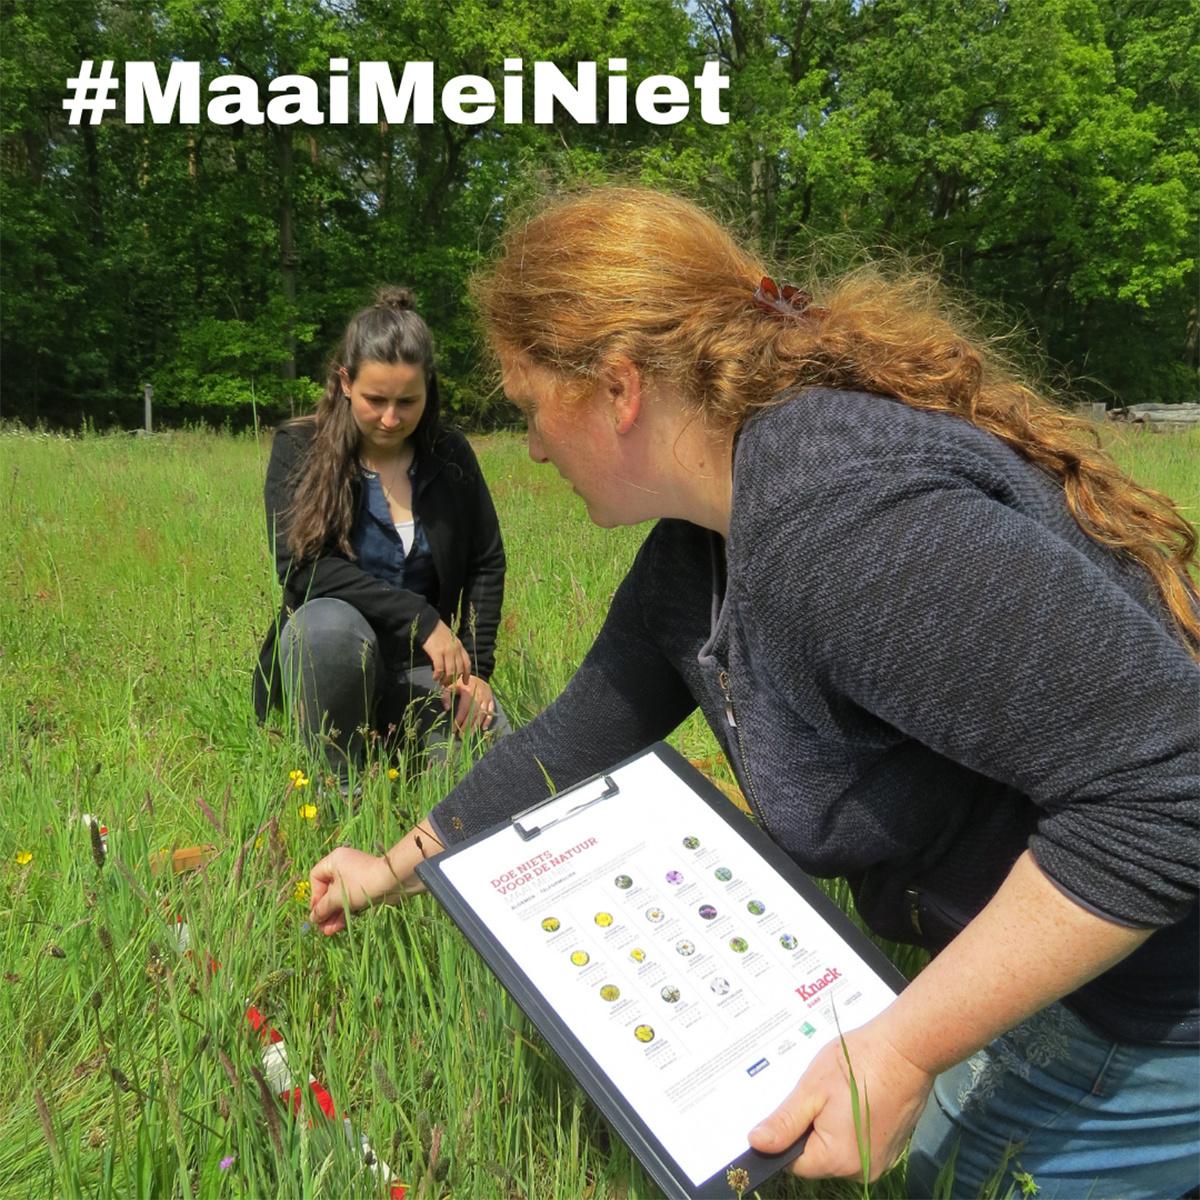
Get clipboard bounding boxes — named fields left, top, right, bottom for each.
left=417, top=743, right=908, bottom=1199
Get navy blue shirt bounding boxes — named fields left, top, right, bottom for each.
left=351, top=462, right=438, bottom=604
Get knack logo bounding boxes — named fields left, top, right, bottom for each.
left=795, top=966, right=841, bottom=1003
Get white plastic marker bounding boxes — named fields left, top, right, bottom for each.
left=81, top=813, right=108, bottom=856
left=84, top=815, right=405, bottom=1198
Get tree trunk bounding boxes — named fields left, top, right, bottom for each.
left=274, top=124, right=297, bottom=412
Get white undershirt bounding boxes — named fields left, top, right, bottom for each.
left=394, top=518, right=415, bottom=556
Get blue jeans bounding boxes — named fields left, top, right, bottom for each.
left=905, top=1001, right=1200, bottom=1199
left=278, top=597, right=510, bottom=777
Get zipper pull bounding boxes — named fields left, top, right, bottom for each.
left=718, top=669, right=737, bottom=729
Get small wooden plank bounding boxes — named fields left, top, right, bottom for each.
left=150, top=845, right=218, bottom=877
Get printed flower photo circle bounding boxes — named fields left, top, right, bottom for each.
left=682, top=836, right=700, bottom=850
left=665, top=870, right=684, bottom=885
left=714, top=867, right=733, bottom=882
left=570, top=950, right=590, bottom=967
left=780, top=933, right=799, bottom=950
left=729, top=937, right=749, bottom=953
left=660, top=985, right=681, bottom=1003
left=540, top=917, right=560, bottom=933
left=747, top=900, right=766, bottom=916
left=676, top=940, right=696, bottom=957
left=629, top=947, right=647, bottom=963
left=594, top=912, right=614, bottom=927
left=599, top=984, right=621, bottom=1002
left=698, top=904, right=718, bottom=920
left=614, top=874, right=633, bottom=889
left=645, top=907, right=665, bottom=923
left=710, top=976, right=731, bottom=995
left=634, top=1024, right=656, bottom=1043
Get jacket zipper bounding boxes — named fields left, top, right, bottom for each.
left=717, top=668, right=769, bottom=832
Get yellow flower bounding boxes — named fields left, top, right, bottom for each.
left=15, top=850, right=32, bottom=866
left=289, top=769, right=310, bottom=789
left=293, top=879, right=310, bottom=903
left=297, top=803, right=318, bottom=821
left=387, top=768, right=399, bottom=781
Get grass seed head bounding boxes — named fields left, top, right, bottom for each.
left=89, top=820, right=106, bottom=869
left=34, top=1088, right=59, bottom=1161
left=249, top=1065, right=284, bottom=1156
left=217, top=1048, right=240, bottom=1088
left=373, top=1060, right=400, bottom=1103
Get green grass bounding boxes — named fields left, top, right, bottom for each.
left=1, top=423, right=1196, bottom=1199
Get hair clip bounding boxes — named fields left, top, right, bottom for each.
left=752, top=276, right=826, bottom=320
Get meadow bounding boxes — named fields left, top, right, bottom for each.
left=1, top=423, right=1196, bottom=1200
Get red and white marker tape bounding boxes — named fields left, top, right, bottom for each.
left=81, top=814, right=108, bottom=855
left=85, top=816, right=405, bottom=1197
left=235, top=978, right=405, bottom=1197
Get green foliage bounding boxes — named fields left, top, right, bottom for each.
left=1, top=0, right=1195, bottom=429
left=153, top=306, right=321, bottom=412
left=3, top=426, right=1194, bottom=1196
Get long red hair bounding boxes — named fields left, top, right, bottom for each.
left=474, top=186, right=1199, bottom=655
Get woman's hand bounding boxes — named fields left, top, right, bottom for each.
left=747, top=1019, right=933, bottom=1181
left=442, top=675, right=497, bottom=733
left=422, top=620, right=472, bottom=687
left=746, top=851, right=1156, bottom=1183
left=308, top=846, right=410, bottom=935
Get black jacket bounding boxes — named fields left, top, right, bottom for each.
left=253, top=419, right=505, bottom=719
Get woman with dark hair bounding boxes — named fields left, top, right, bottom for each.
left=304, top=192, right=1197, bottom=1197
left=254, top=286, right=508, bottom=782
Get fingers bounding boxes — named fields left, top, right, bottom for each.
left=785, top=1127, right=859, bottom=1181
left=431, top=648, right=449, bottom=687
left=308, top=864, right=345, bottom=934
left=433, top=643, right=470, bottom=687
left=454, top=686, right=474, bottom=731
left=453, top=644, right=471, bottom=685
left=754, top=1103, right=859, bottom=1182
left=314, top=910, right=347, bottom=936
left=449, top=678, right=495, bottom=732
left=748, top=1080, right=822, bottom=1159
left=746, top=1032, right=930, bottom=1182
left=423, top=622, right=470, bottom=686
left=308, top=849, right=372, bottom=935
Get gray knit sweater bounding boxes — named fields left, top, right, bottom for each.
left=431, top=388, right=1199, bottom=1044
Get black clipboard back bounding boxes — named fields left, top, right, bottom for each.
left=417, top=742, right=906, bottom=1199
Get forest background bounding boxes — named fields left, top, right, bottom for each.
left=1, top=0, right=1197, bottom=433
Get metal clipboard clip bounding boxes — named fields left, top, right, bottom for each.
left=511, top=771, right=620, bottom=841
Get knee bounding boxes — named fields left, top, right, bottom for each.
left=281, top=598, right=378, bottom=668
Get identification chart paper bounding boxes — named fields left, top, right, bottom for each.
left=434, top=749, right=901, bottom=1189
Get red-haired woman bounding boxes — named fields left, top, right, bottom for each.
left=306, top=193, right=1197, bottom=1196
left=254, top=287, right=508, bottom=786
